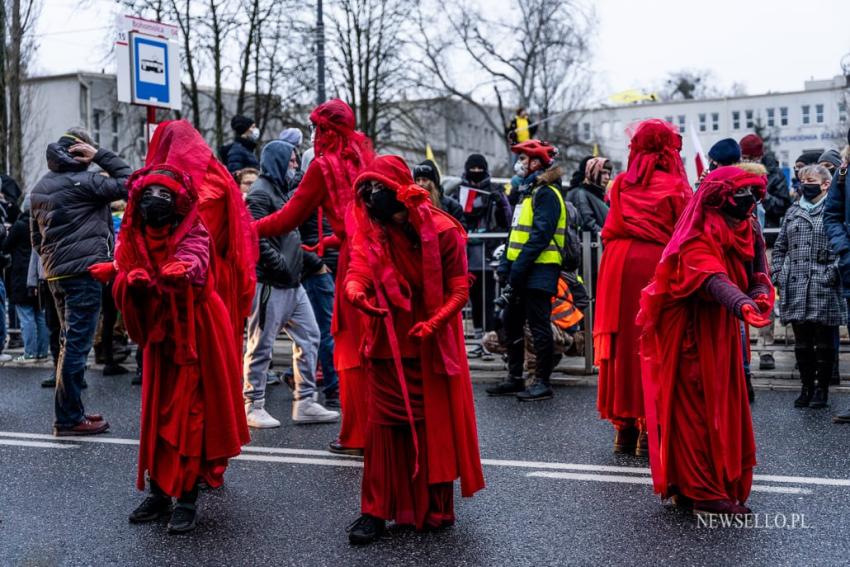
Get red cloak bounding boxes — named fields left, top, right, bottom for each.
left=639, top=165, right=772, bottom=504
left=145, top=120, right=258, bottom=352
left=345, top=156, right=484, bottom=527
left=595, top=120, right=692, bottom=427
left=113, top=165, right=250, bottom=496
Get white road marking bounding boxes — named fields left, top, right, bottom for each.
left=527, top=472, right=814, bottom=495
left=0, top=430, right=840, bottom=493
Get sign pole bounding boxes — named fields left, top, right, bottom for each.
left=146, top=105, right=157, bottom=142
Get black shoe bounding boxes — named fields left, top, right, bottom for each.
left=103, top=363, right=129, bottom=376
left=328, top=439, right=364, bottom=457
left=809, top=387, right=829, bottom=409
left=794, top=385, right=813, bottom=408
left=41, top=377, right=56, bottom=388
left=348, top=514, right=385, bottom=545
left=516, top=381, right=554, bottom=402
left=832, top=408, right=850, bottom=424
left=324, top=396, right=342, bottom=410
left=129, top=495, right=172, bottom=523
left=486, top=377, right=525, bottom=396
left=745, top=372, right=755, bottom=404
left=613, top=426, right=639, bottom=454
left=167, top=503, right=198, bottom=534
left=131, top=370, right=142, bottom=386
left=759, top=353, right=775, bottom=371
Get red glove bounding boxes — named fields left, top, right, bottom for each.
left=127, top=269, right=152, bottom=288
left=302, top=234, right=342, bottom=254
left=741, top=304, right=771, bottom=328
left=753, top=293, right=771, bottom=315
left=408, top=276, right=469, bottom=340
left=349, top=291, right=388, bottom=318
left=88, top=262, right=117, bottom=283
left=160, top=260, right=192, bottom=283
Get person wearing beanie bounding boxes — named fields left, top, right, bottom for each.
left=221, top=115, right=260, bottom=175
left=818, top=149, right=842, bottom=174
left=739, top=134, right=764, bottom=161
left=413, top=159, right=464, bottom=226
left=708, top=138, right=741, bottom=168
left=278, top=127, right=304, bottom=148
left=565, top=157, right=611, bottom=236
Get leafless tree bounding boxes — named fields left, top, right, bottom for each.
left=7, top=0, right=40, bottom=183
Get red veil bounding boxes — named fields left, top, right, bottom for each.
left=638, top=164, right=771, bottom=501
left=145, top=120, right=258, bottom=348
left=348, top=155, right=484, bottom=497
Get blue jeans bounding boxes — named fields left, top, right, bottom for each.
left=48, top=275, right=102, bottom=428
left=15, top=304, right=49, bottom=357
left=0, top=280, right=6, bottom=354
left=302, top=271, right=339, bottom=398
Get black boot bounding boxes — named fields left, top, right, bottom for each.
left=832, top=407, right=850, bottom=424
left=794, top=384, right=814, bottom=408
left=745, top=370, right=755, bottom=404
left=516, top=379, right=554, bottom=402
left=129, top=483, right=172, bottom=523
left=348, top=514, right=385, bottom=545
left=486, top=376, right=525, bottom=396
left=794, top=347, right=816, bottom=408
left=613, top=425, right=638, bottom=454
left=810, top=348, right=833, bottom=409
left=168, top=486, right=198, bottom=534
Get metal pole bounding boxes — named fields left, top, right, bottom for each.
left=146, top=106, right=157, bottom=142
left=582, top=231, right=595, bottom=375
left=316, top=0, right=326, bottom=105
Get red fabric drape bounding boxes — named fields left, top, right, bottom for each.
left=638, top=165, right=771, bottom=504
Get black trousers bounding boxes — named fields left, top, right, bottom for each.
left=792, top=322, right=836, bottom=389
left=505, top=288, right=554, bottom=384
left=470, top=270, right=497, bottom=332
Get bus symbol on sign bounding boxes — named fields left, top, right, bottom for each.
left=140, top=59, right=164, bottom=74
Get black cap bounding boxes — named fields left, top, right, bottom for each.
left=231, top=115, right=254, bottom=135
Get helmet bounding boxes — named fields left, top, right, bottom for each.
left=511, top=140, right=558, bottom=166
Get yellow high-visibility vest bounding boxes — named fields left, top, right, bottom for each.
left=506, top=184, right=566, bottom=265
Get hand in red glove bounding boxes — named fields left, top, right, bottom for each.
left=741, top=304, right=771, bottom=328
left=302, top=242, right=320, bottom=253
left=409, top=320, right=437, bottom=340
left=350, top=292, right=388, bottom=318
left=127, top=269, right=152, bottom=288
left=88, top=262, right=117, bottom=283
left=160, top=260, right=192, bottom=283
left=753, top=293, right=771, bottom=315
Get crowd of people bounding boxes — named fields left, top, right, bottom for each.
left=2, top=98, right=850, bottom=538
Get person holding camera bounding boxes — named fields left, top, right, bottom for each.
left=488, top=140, right=566, bottom=401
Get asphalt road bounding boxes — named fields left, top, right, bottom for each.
left=1, top=365, right=850, bottom=567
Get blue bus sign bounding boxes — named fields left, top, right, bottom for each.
left=132, top=34, right=170, bottom=105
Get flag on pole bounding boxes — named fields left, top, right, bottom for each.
left=592, top=143, right=600, bottom=157
left=688, top=124, right=707, bottom=180
left=425, top=144, right=435, bottom=162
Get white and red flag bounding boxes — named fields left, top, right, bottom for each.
left=688, top=124, right=707, bottom=180
left=458, top=185, right=487, bottom=213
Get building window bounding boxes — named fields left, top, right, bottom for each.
left=732, top=111, right=740, bottom=130
left=802, top=105, right=810, bottom=125
left=815, top=104, right=824, bottom=124
left=664, top=116, right=673, bottom=125
left=582, top=122, right=591, bottom=142
left=677, top=115, right=686, bottom=133
left=766, top=108, right=775, bottom=127
left=840, top=102, right=848, bottom=123
left=92, top=110, right=102, bottom=145
left=745, top=110, right=755, bottom=128
left=711, top=113, right=719, bottom=131
left=780, top=107, right=788, bottom=126
left=112, top=113, right=121, bottom=152
left=698, top=113, right=707, bottom=132
left=79, top=84, right=90, bottom=128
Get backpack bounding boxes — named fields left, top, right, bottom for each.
left=560, top=200, right=582, bottom=272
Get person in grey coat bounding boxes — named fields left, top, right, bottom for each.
left=772, top=164, right=846, bottom=410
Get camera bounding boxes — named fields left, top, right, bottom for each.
left=494, top=285, right=515, bottom=309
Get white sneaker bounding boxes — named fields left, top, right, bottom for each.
left=245, top=402, right=281, bottom=429
left=0, top=354, right=12, bottom=363
left=292, top=397, right=340, bottom=424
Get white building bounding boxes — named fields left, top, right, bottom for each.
left=575, top=76, right=849, bottom=181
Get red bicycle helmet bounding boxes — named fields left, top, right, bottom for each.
left=511, top=140, right=559, bottom=165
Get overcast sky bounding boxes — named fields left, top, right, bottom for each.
left=33, top=0, right=850, bottom=101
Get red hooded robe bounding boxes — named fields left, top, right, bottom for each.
left=344, top=155, right=485, bottom=528
left=638, top=165, right=772, bottom=504
left=595, top=120, right=692, bottom=430
left=113, top=165, right=250, bottom=497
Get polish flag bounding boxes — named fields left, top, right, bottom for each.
left=689, top=124, right=707, bottom=180
left=458, top=185, right=485, bottom=213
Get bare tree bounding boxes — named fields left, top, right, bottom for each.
left=7, top=0, right=40, bottom=183
left=0, top=0, right=7, bottom=172
left=659, top=69, right=725, bottom=101
left=199, top=0, right=238, bottom=149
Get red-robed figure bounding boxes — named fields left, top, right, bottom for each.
left=341, top=155, right=484, bottom=544
left=145, top=120, right=258, bottom=351
left=594, top=119, right=692, bottom=455
left=639, top=164, right=773, bottom=516
left=254, top=99, right=374, bottom=454
left=104, top=165, right=250, bottom=534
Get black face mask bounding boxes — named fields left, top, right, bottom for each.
left=140, top=196, right=175, bottom=228
left=800, top=183, right=823, bottom=201
left=367, top=188, right=406, bottom=223
left=466, top=170, right=487, bottom=184
left=721, top=194, right=756, bottom=220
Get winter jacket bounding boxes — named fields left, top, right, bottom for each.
left=440, top=195, right=466, bottom=228
left=761, top=152, right=792, bottom=231
left=506, top=116, right=538, bottom=145
left=224, top=137, right=260, bottom=174
left=823, top=165, right=850, bottom=297
left=498, top=167, right=565, bottom=295
left=458, top=174, right=512, bottom=272
left=565, top=183, right=609, bottom=235
left=1, top=210, right=35, bottom=305
left=29, top=145, right=131, bottom=279
left=772, top=199, right=846, bottom=326
left=0, top=174, right=22, bottom=224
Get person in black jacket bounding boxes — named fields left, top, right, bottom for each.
left=565, top=156, right=611, bottom=235
left=740, top=134, right=791, bottom=235
left=2, top=196, right=48, bottom=362
left=413, top=159, right=465, bottom=227
left=243, top=140, right=339, bottom=429
left=30, top=128, right=131, bottom=436
left=222, top=115, right=261, bottom=175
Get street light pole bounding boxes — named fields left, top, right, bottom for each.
left=317, top=0, right=326, bottom=104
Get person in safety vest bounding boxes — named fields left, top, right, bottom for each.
left=489, top=140, right=567, bottom=401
